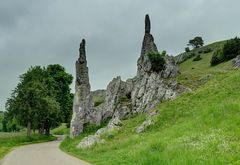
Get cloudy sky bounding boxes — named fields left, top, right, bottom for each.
left=0, top=0, right=240, bottom=110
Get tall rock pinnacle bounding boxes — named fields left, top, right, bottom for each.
left=145, top=14, right=151, bottom=34
left=137, top=14, right=158, bottom=77
left=70, top=39, right=93, bottom=138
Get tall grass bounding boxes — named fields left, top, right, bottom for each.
left=0, top=132, right=56, bottom=159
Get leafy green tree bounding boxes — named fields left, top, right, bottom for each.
left=223, top=37, right=240, bottom=60
left=185, top=47, right=190, bottom=52
left=6, top=66, right=67, bottom=136
left=1, top=114, right=8, bottom=132
left=46, top=64, right=73, bottom=126
left=188, top=36, right=204, bottom=48
left=0, top=112, right=3, bottom=131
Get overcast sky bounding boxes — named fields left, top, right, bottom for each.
left=0, top=0, right=240, bottom=110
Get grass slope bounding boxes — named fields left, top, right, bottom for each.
left=61, top=41, right=240, bottom=165
left=51, top=123, right=69, bottom=135
left=0, top=132, right=56, bottom=159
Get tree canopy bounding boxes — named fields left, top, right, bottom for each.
left=5, top=65, right=73, bottom=136
left=188, top=36, right=204, bottom=48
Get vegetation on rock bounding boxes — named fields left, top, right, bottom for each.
left=147, top=51, right=166, bottom=72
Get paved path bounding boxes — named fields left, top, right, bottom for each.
left=1, top=140, right=91, bottom=165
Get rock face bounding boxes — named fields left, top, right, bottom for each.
left=232, top=55, right=240, bottom=68
left=137, top=15, right=158, bottom=77
left=71, top=15, right=187, bottom=145
left=70, top=39, right=93, bottom=138
left=132, top=14, right=180, bottom=113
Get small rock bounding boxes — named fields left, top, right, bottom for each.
left=77, top=135, right=101, bottom=149
left=232, top=55, right=240, bottom=68
left=135, top=112, right=158, bottom=133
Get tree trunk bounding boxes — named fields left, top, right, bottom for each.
left=45, top=127, right=50, bottom=136
left=27, top=121, right=32, bottom=137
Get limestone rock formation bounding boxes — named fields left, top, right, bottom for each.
left=77, top=117, right=123, bottom=149
left=77, top=135, right=102, bottom=149
left=232, top=55, right=240, bottom=68
left=73, top=15, right=187, bottom=147
left=132, top=14, right=181, bottom=113
left=70, top=39, right=93, bottom=138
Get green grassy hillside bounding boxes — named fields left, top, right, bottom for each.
left=61, top=41, right=240, bottom=165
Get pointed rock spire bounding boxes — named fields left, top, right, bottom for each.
left=79, top=39, right=86, bottom=64
left=70, top=39, right=93, bottom=138
left=137, top=14, right=158, bottom=76
left=145, top=14, right=151, bottom=34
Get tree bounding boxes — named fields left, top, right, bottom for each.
left=5, top=66, right=66, bottom=136
left=188, top=36, right=204, bottom=48
left=46, top=64, right=73, bottom=126
left=223, top=37, right=240, bottom=60
left=185, top=47, right=190, bottom=53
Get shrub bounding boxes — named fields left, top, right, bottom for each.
left=185, top=47, right=190, bottom=53
left=147, top=51, right=166, bottom=72
left=210, top=49, right=224, bottom=66
left=94, top=100, right=104, bottom=107
left=193, top=55, right=202, bottom=61
left=188, top=52, right=196, bottom=59
left=223, top=37, right=240, bottom=60
left=203, top=48, right=213, bottom=54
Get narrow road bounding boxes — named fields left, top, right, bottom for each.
left=1, top=139, right=91, bottom=165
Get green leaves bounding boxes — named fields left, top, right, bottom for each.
left=5, top=64, right=73, bottom=135
left=188, top=36, right=204, bottom=48
left=147, top=51, right=166, bottom=73
left=211, top=37, right=240, bottom=66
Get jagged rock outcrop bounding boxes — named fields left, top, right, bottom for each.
left=73, top=14, right=187, bottom=147
left=137, top=15, right=158, bottom=77
left=70, top=39, right=94, bottom=138
left=77, top=117, right=123, bottom=149
left=92, top=76, right=132, bottom=123
left=132, top=15, right=181, bottom=113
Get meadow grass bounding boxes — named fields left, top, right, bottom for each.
left=0, top=132, right=56, bottom=159
left=51, top=123, right=69, bottom=135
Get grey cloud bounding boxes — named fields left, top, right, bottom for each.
left=1, top=0, right=240, bottom=110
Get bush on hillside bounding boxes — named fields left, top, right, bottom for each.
left=193, top=54, right=202, bottom=61
left=211, top=37, right=240, bottom=66
left=223, top=37, right=240, bottom=60
left=147, top=51, right=166, bottom=72
left=203, top=48, right=213, bottom=54
left=210, top=49, right=224, bottom=66
left=185, top=47, right=190, bottom=53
